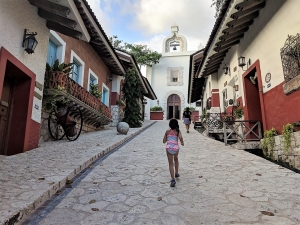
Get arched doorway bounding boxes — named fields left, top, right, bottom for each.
left=167, top=94, right=181, bottom=119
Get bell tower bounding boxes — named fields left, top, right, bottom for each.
left=162, top=24, right=187, bottom=53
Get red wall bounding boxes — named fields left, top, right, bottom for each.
left=111, top=92, right=120, bottom=105
left=263, top=82, right=300, bottom=134
left=211, top=89, right=220, bottom=107
left=0, top=47, right=38, bottom=155
left=242, top=60, right=300, bottom=134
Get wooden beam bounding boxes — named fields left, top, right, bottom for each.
left=226, top=12, right=259, bottom=28
left=231, top=2, right=266, bottom=20
left=219, top=27, right=249, bottom=41
left=28, top=0, right=70, bottom=17
left=235, top=0, right=265, bottom=11
left=214, top=40, right=240, bottom=52
left=222, top=21, right=253, bottom=35
left=38, top=8, right=77, bottom=28
left=206, top=57, right=224, bottom=66
left=46, top=21, right=82, bottom=39
left=203, top=69, right=218, bottom=76
left=216, top=34, right=244, bottom=47
left=204, top=62, right=221, bottom=71
left=208, top=51, right=227, bottom=60
left=204, top=64, right=221, bottom=73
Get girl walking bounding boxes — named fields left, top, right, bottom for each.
left=163, top=119, right=184, bottom=187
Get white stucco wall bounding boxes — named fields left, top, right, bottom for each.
left=0, top=0, right=50, bottom=123
left=146, top=51, right=196, bottom=120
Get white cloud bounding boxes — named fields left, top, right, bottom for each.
left=122, top=0, right=216, bottom=51
left=86, top=0, right=112, bottom=35
left=86, top=0, right=216, bottom=51
left=135, top=34, right=167, bottom=52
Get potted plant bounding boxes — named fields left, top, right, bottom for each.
left=234, top=107, right=244, bottom=119
left=222, top=115, right=234, bottom=125
left=293, top=121, right=300, bottom=132
left=150, top=106, right=163, bottom=111
left=89, top=83, right=102, bottom=99
left=150, top=106, right=163, bottom=120
left=45, top=59, right=74, bottom=88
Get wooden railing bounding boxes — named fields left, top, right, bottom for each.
left=44, top=71, right=111, bottom=119
left=223, top=120, right=262, bottom=145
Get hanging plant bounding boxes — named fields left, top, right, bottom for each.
left=234, top=107, right=244, bottom=119
left=282, top=123, right=294, bottom=153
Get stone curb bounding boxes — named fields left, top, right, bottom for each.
left=2, top=121, right=156, bottom=225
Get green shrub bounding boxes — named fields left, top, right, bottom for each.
left=261, top=128, right=277, bottom=154
left=282, top=123, right=294, bottom=153
left=46, top=59, right=73, bottom=74
left=293, top=121, right=300, bottom=126
left=150, top=106, right=163, bottom=111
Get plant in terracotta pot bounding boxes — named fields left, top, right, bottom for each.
left=45, top=59, right=74, bottom=89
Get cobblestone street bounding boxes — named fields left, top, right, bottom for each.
left=20, top=121, right=300, bottom=225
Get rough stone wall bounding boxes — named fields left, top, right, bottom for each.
left=110, top=105, right=124, bottom=127
left=262, top=131, right=300, bottom=171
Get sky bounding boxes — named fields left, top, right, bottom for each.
left=86, top=0, right=217, bottom=53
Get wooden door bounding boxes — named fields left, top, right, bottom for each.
left=167, top=94, right=181, bottom=119
left=0, top=76, right=13, bottom=155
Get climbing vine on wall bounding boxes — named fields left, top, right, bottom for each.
left=122, top=68, right=143, bottom=128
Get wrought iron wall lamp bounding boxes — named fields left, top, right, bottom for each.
left=238, top=56, right=251, bottom=71
left=22, top=29, right=38, bottom=54
left=223, top=63, right=230, bottom=75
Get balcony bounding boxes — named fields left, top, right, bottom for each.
left=43, top=71, right=112, bottom=128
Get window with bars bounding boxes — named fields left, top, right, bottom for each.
left=281, top=33, right=300, bottom=82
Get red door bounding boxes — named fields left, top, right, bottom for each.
left=0, top=76, right=13, bottom=155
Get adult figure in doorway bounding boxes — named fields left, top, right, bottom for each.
left=183, top=107, right=192, bottom=133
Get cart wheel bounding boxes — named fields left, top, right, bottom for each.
left=65, top=106, right=83, bottom=141
left=48, top=111, right=65, bottom=140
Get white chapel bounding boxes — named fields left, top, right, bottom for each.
left=145, top=24, right=197, bottom=120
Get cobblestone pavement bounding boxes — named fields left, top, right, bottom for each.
left=0, top=121, right=154, bottom=225
left=21, top=121, right=300, bottom=225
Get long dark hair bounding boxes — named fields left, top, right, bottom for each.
left=169, top=119, right=180, bottom=135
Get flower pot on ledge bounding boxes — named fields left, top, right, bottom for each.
left=150, top=111, right=164, bottom=120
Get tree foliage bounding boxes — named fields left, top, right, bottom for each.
left=211, top=0, right=226, bottom=18
left=122, top=68, right=143, bottom=127
left=109, top=35, right=162, bottom=68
